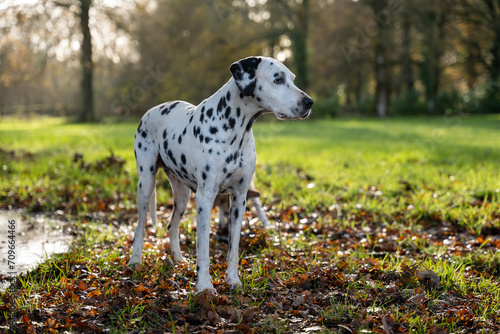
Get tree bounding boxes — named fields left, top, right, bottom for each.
left=78, top=0, right=94, bottom=122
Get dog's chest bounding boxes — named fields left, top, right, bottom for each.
left=158, top=106, right=256, bottom=194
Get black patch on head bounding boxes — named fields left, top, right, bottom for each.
left=230, top=57, right=262, bottom=97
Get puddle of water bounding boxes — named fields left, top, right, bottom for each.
left=0, top=210, right=73, bottom=285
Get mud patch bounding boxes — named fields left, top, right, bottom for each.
left=0, top=210, right=73, bottom=280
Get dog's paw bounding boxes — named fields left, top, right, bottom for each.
left=225, top=275, right=242, bottom=290
left=127, top=256, right=142, bottom=266
left=195, top=281, right=216, bottom=293
left=172, top=254, right=185, bottom=263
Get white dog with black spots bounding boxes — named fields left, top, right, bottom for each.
left=129, top=56, right=313, bottom=292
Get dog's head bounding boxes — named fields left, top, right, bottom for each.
left=230, top=56, right=313, bottom=120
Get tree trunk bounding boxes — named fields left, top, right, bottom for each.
left=79, top=0, right=94, bottom=122
left=290, top=0, right=310, bottom=91
left=401, top=9, right=414, bottom=92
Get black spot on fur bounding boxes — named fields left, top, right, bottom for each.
left=205, top=136, right=211, bottom=144
left=206, top=108, right=213, bottom=118
left=189, top=115, right=194, bottom=123
left=239, top=177, right=244, bottom=185
left=150, top=165, right=154, bottom=172
left=170, top=101, right=180, bottom=110
left=236, top=108, right=241, bottom=118
left=210, top=126, right=218, bottom=134
left=226, top=90, right=231, bottom=101
left=205, top=165, right=210, bottom=172
left=183, top=127, right=187, bottom=135
left=228, top=118, right=236, bottom=129
left=199, top=134, right=204, bottom=143
left=178, top=135, right=182, bottom=144
left=140, top=166, right=143, bottom=172
left=161, top=105, right=170, bottom=115
left=181, top=154, right=186, bottom=165
left=234, top=208, right=239, bottom=219
left=138, top=142, right=142, bottom=149
left=163, top=140, right=168, bottom=151
left=202, top=172, right=207, bottom=180
left=246, top=111, right=264, bottom=132
left=230, top=135, right=237, bottom=145
left=217, top=96, right=227, bottom=113
left=162, top=129, right=167, bottom=139
left=141, top=131, right=147, bottom=138
left=224, top=107, right=231, bottom=119
left=167, top=150, right=177, bottom=166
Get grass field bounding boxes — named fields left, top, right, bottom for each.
left=1, top=115, right=499, bottom=333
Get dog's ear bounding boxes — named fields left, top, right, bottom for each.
left=230, top=57, right=262, bottom=97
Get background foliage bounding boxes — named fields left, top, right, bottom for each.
left=1, top=0, right=500, bottom=119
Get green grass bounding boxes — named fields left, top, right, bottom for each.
left=1, top=114, right=500, bottom=333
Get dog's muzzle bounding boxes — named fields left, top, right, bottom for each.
left=300, top=97, right=314, bottom=119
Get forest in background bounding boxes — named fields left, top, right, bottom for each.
left=1, top=0, right=500, bottom=120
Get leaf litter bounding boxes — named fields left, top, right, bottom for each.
left=1, top=153, right=500, bottom=333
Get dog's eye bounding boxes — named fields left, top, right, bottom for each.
left=274, top=77, right=285, bottom=85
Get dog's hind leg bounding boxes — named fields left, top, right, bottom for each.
left=129, top=172, right=156, bottom=265
left=166, top=172, right=191, bottom=263
left=149, top=186, right=158, bottom=226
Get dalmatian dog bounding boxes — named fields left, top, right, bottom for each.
left=129, top=56, right=313, bottom=292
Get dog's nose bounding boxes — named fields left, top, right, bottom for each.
left=302, top=97, right=314, bottom=109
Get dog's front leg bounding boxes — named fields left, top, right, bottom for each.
left=225, top=194, right=246, bottom=289
left=195, top=190, right=216, bottom=292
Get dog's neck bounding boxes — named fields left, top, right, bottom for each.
left=196, top=79, right=268, bottom=149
